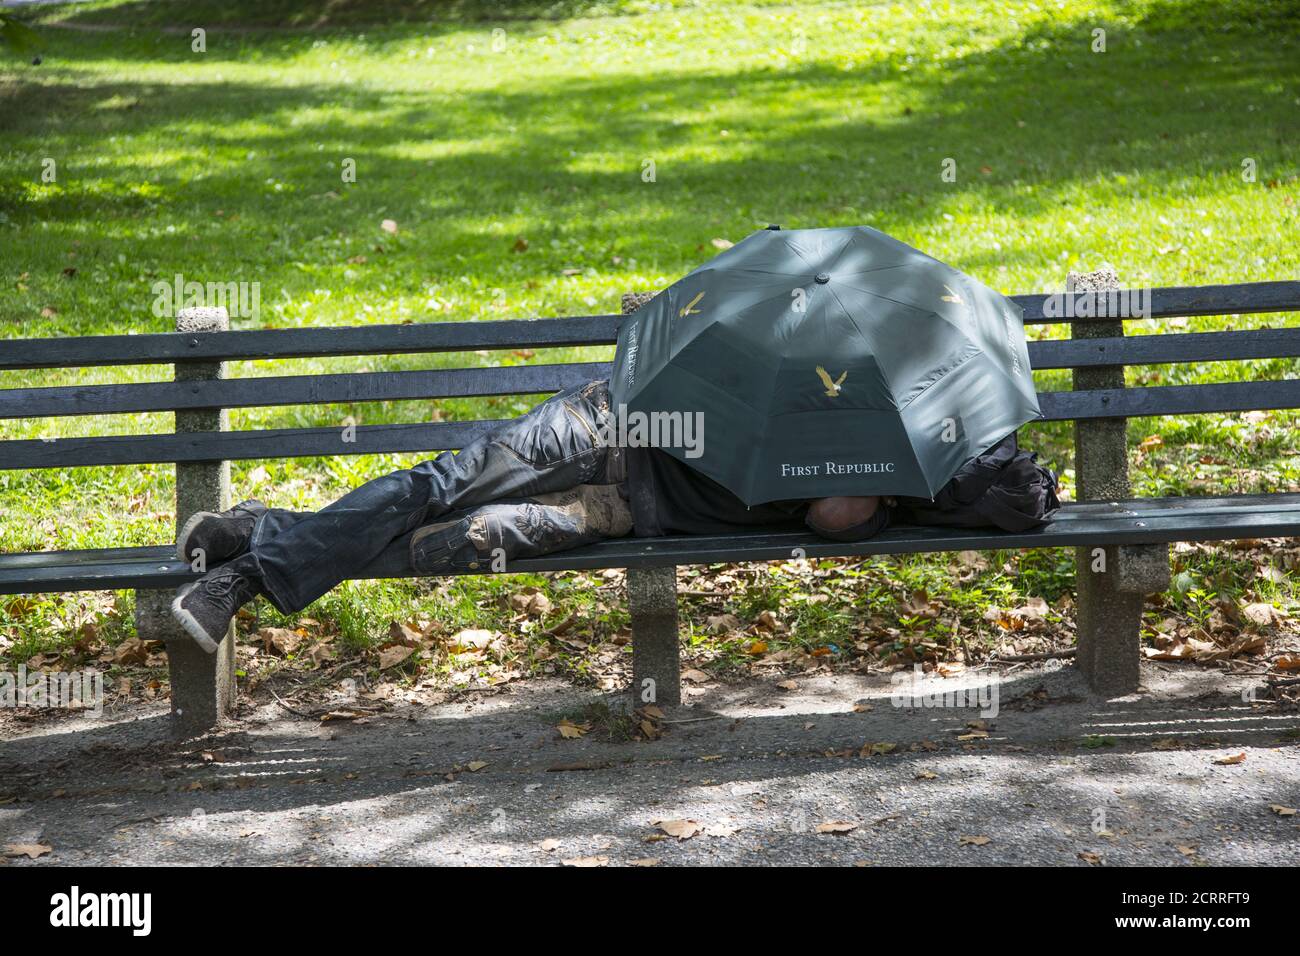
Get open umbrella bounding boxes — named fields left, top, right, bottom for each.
left=609, top=225, right=1040, bottom=505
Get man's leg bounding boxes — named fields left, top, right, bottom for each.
left=409, top=483, right=634, bottom=573
left=172, top=381, right=618, bottom=648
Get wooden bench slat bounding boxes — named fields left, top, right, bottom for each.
left=0, top=420, right=509, bottom=469
left=1029, top=327, right=1300, bottom=369
left=0, top=362, right=611, bottom=419
left=8, top=378, right=1300, bottom=470
left=5, top=493, right=1300, bottom=594
left=0, top=315, right=624, bottom=371
left=2, top=282, right=1296, bottom=371
left=1039, top=378, right=1300, bottom=419
left=1018, top=281, right=1300, bottom=324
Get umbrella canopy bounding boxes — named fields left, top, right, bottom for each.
left=609, top=225, right=1040, bottom=505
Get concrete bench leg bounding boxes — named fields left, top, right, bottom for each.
left=136, top=307, right=235, bottom=737
left=1068, top=268, right=1172, bottom=697
left=1075, top=543, right=1170, bottom=696
left=136, top=589, right=235, bottom=736
left=627, top=566, right=680, bottom=707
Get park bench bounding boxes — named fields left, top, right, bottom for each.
left=3, top=274, right=1300, bottom=736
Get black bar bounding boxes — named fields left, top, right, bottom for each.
left=0, top=315, right=623, bottom=370
left=1038, top=378, right=1300, bottom=420
left=0, top=420, right=509, bottom=468
left=4, top=493, right=1300, bottom=594
left=0, top=362, right=611, bottom=419
left=2, top=283, right=1297, bottom=370
left=7, top=378, right=1300, bottom=470
left=1028, top=327, right=1300, bottom=370
left=1017, top=281, right=1300, bottom=325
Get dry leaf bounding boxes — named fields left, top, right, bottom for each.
left=561, top=855, right=609, bottom=867
left=681, top=668, right=713, bottom=683
left=538, top=838, right=561, bottom=852
left=959, top=835, right=991, bottom=846
left=815, top=821, right=858, bottom=835
left=556, top=719, right=590, bottom=739
left=378, top=645, right=415, bottom=670
left=776, top=679, right=799, bottom=691
left=3, top=843, right=51, bottom=859
left=466, top=761, right=487, bottom=772
left=1269, top=804, right=1297, bottom=816
left=628, top=857, right=660, bottom=866
left=380, top=218, right=398, bottom=235
left=260, top=627, right=302, bottom=657
left=653, top=819, right=702, bottom=840
left=1213, top=752, right=1247, bottom=766
left=1078, top=851, right=1102, bottom=865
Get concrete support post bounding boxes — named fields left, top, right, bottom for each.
left=135, top=307, right=236, bottom=736
left=1069, top=270, right=1165, bottom=696
left=620, top=292, right=681, bottom=708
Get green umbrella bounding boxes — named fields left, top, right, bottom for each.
left=609, top=225, right=1040, bottom=505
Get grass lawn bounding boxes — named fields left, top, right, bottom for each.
left=1, top=0, right=1299, bottom=697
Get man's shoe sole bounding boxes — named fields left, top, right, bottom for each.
left=170, top=582, right=221, bottom=654
left=175, top=510, right=220, bottom=563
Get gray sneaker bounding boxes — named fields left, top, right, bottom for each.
left=176, top=499, right=267, bottom=565
left=170, top=556, right=262, bottom=653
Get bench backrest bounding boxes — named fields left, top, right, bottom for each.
left=3, top=281, right=1300, bottom=472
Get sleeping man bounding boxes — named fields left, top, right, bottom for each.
left=170, top=379, right=890, bottom=651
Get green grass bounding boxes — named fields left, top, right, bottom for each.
left=2, top=0, right=1299, bottom=676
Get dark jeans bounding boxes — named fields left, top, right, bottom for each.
left=245, top=380, right=627, bottom=614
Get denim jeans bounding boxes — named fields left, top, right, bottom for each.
left=245, top=380, right=627, bottom=614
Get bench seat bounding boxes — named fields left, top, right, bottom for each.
left=5, top=493, right=1298, bottom=596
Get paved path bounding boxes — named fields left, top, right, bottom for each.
left=2, top=662, right=1298, bottom=866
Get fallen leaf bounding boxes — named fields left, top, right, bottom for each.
left=776, top=679, right=799, bottom=691
left=860, top=741, right=897, bottom=757
left=466, top=761, right=488, bottom=772
left=380, top=218, right=398, bottom=235
left=259, top=627, right=302, bottom=657
left=959, top=835, right=991, bottom=846
left=1213, top=752, right=1247, bottom=766
left=378, top=645, right=415, bottom=670
left=561, top=855, right=609, bottom=867
left=1269, top=804, right=1297, bottom=816
left=653, top=819, right=702, bottom=840
left=556, top=719, right=590, bottom=739
left=3, top=843, right=51, bottom=859
left=915, top=770, right=939, bottom=780
left=681, top=668, right=713, bottom=683
left=815, top=821, right=858, bottom=835
left=1078, top=851, right=1102, bottom=865
left=538, top=838, right=561, bottom=852
left=628, top=857, right=660, bottom=866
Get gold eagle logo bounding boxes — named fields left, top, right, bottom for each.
left=678, top=291, right=705, bottom=318
left=815, top=366, right=847, bottom=397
